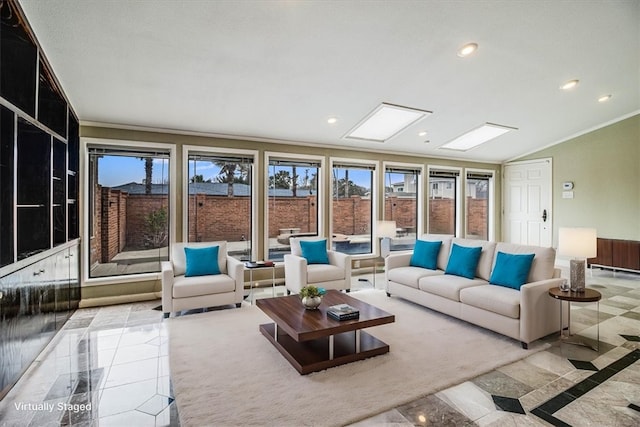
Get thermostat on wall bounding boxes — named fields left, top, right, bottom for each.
left=562, top=181, right=574, bottom=190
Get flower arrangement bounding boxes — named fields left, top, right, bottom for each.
left=299, top=285, right=326, bottom=299
left=299, top=285, right=326, bottom=310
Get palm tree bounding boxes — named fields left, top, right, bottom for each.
left=139, top=157, right=153, bottom=194
left=214, top=161, right=237, bottom=196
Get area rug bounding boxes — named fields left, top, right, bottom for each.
left=167, top=289, right=548, bottom=427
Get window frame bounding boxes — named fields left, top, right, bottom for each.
left=382, top=161, right=424, bottom=252
left=183, top=145, right=258, bottom=262
left=264, top=152, right=325, bottom=260
left=427, top=165, right=462, bottom=237
left=464, top=168, right=495, bottom=241
left=329, top=157, right=379, bottom=258
left=82, top=138, right=177, bottom=286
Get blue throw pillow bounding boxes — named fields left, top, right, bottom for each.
left=184, top=246, right=221, bottom=277
left=300, top=239, right=329, bottom=264
left=410, top=240, right=442, bottom=270
left=490, top=251, right=535, bottom=290
left=445, top=243, right=482, bottom=279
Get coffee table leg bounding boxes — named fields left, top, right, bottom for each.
left=329, top=335, right=334, bottom=360
left=356, top=330, right=361, bottom=353
left=274, top=324, right=278, bottom=343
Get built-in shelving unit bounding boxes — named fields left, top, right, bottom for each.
left=0, top=0, right=81, bottom=400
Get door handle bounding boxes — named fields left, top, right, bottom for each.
left=542, top=209, right=547, bottom=222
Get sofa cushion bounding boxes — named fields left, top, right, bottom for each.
left=172, top=274, right=235, bottom=298
left=489, top=251, right=535, bottom=289
left=460, top=284, right=521, bottom=319
left=419, top=275, right=487, bottom=302
left=419, top=234, right=454, bottom=270
left=300, top=239, right=329, bottom=264
left=184, top=246, right=221, bottom=277
left=410, top=240, right=442, bottom=270
left=494, top=242, right=556, bottom=282
left=451, top=238, right=497, bottom=280
left=307, top=264, right=345, bottom=283
left=388, top=266, right=443, bottom=289
left=172, top=241, right=227, bottom=276
left=445, top=243, right=482, bottom=279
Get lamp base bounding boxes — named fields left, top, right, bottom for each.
left=569, top=259, right=586, bottom=292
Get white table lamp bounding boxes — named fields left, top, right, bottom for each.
left=558, top=227, right=597, bottom=292
left=377, top=220, right=396, bottom=258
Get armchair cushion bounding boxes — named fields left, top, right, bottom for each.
left=300, top=239, right=329, bottom=264
left=307, top=264, right=345, bottom=283
left=172, top=241, right=228, bottom=276
left=184, top=246, right=221, bottom=277
left=172, top=274, right=235, bottom=298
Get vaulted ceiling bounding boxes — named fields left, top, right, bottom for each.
left=18, top=0, right=640, bottom=163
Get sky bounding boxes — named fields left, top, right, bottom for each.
left=98, top=155, right=396, bottom=189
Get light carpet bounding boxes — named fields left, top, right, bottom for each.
left=167, top=290, right=548, bottom=427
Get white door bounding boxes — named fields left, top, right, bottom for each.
left=503, top=159, right=552, bottom=246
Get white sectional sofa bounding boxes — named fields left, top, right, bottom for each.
left=385, top=234, right=564, bottom=348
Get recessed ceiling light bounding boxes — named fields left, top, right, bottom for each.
left=327, top=117, right=338, bottom=124
left=457, top=43, right=478, bottom=57
left=598, top=94, right=612, bottom=102
left=440, top=123, right=516, bottom=151
left=418, top=131, right=427, bottom=137
left=561, top=79, right=579, bottom=90
left=344, top=103, right=432, bottom=142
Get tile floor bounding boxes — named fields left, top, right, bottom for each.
left=0, top=268, right=638, bottom=426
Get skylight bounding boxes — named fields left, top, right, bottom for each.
left=440, top=123, right=516, bottom=151
left=344, top=103, right=431, bottom=142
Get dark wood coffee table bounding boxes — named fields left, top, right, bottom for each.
left=256, top=290, right=395, bottom=374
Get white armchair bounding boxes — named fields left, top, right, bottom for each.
left=162, top=241, right=244, bottom=318
left=284, top=237, right=351, bottom=294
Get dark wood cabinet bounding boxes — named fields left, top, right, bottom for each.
left=0, top=0, right=81, bottom=402
left=588, top=237, right=640, bottom=273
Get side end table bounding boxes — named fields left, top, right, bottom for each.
left=548, top=287, right=602, bottom=352
left=245, top=262, right=278, bottom=304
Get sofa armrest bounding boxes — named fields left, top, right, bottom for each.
left=520, top=277, right=565, bottom=344
left=385, top=252, right=412, bottom=271
left=161, top=261, right=175, bottom=314
left=227, top=256, right=244, bottom=301
left=284, top=254, right=308, bottom=293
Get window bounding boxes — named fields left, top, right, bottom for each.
left=465, top=170, right=494, bottom=240
left=266, top=154, right=322, bottom=261
left=86, top=144, right=172, bottom=279
left=428, top=168, right=460, bottom=236
left=331, top=160, right=376, bottom=255
left=384, top=163, right=422, bottom=251
left=186, top=148, right=256, bottom=261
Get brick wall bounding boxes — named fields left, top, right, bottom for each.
left=92, top=192, right=488, bottom=263
left=267, top=195, right=318, bottom=237
left=428, top=198, right=455, bottom=234
left=126, top=194, right=168, bottom=248
left=384, top=196, right=416, bottom=231
left=467, top=197, right=488, bottom=239
left=189, top=194, right=252, bottom=242
left=332, top=196, right=372, bottom=236
left=100, top=187, right=128, bottom=262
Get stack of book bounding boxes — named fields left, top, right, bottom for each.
left=244, top=261, right=274, bottom=268
left=327, top=304, right=360, bottom=321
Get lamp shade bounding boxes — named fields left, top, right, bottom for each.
left=376, top=220, right=397, bottom=239
left=558, top=227, right=597, bottom=258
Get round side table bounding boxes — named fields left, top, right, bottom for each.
left=548, top=287, right=602, bottom=352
